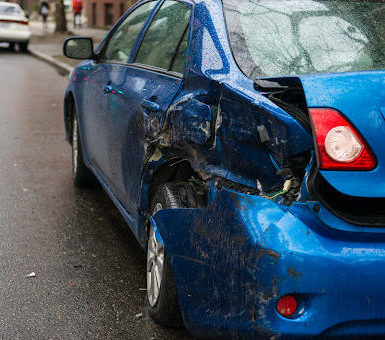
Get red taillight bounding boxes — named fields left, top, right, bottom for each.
left=309, top=108, right=377, bottom=171
left=0, top=19, right=28, bottom=25
left=277, top=295, right=298, bottom=317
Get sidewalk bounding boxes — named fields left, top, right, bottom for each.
left=29, top=21, right=109, bottom=74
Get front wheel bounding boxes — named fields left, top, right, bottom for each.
left=72, top=110, right=94, bottom=186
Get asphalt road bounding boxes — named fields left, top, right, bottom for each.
left=0, top=47, right=193, bottom=339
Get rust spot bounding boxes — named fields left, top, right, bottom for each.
left=229, top=191, right=255, bottom=210
left=232, top=196, right=249, bottom=211
left=288, top=268, right=296, bottom=278
left=288, top=268, right=302, bottom=280
left=259, top=248, right=280, bottom=261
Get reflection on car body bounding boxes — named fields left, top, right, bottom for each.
left=64, top=0, right=385, bottom=338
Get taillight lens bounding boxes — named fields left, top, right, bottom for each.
left=309, top=108, right=377, bottom=171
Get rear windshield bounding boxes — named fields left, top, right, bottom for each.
left=0, top=4, right=23, bottom=16
left=223, top=0, right=385, bottom=78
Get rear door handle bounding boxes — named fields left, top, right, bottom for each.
left=104, top=84, right=113, bottom=95
left=142, top=100, right=160, bottom=112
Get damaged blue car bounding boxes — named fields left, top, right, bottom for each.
left=63, top=0, right=385, bottom=338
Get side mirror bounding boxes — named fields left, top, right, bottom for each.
left=63, top=37, right=94, bottom=60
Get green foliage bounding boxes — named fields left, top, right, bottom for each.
left=33, top=1, right=40, bottom=13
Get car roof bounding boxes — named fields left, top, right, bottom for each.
left=0, top=1, right=21, bottom=7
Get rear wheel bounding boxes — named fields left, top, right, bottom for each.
left=147, top=183, right=200, bottom=327
left=72, top=110, right=94, bottom=186
left=18, top=42, right=28, bottom=53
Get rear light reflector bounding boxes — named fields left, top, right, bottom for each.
left=0, top=19, right=28, bottom=25
left=277, top=295, right=298, bottom=317
left=309, top=108, right=377, bottom=171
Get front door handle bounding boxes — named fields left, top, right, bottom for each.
left=142, top=100, right=160, bottom=112
left=104, top=84, right=113, bottom=95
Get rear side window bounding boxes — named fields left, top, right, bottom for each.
left=135, top=0, right=190, bottom=73
left=102, top=1, right=156, bottom=63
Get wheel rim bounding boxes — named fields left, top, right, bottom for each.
left=72, top=116, right=78, bottom=177
left=147, top=203, right=165, bottom=307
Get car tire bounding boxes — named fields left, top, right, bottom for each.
left=18, top=42, right=28, bottom=53
left=72, top=110, right=94, bottom=187
left=8, top=42, right=15, bottom=51
left=147, top=183, right=200, bottom=328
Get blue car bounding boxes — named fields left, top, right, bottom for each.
left=63, top=0, right=385, bottom=338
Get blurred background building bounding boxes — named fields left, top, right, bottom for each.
left=4, top=0, right=137, bottom=28
left=86, top=0, right=136, bottom=28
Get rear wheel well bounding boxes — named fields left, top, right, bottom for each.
left=147, top=159, right=207, bottom=214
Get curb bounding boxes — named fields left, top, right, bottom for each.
left=29, top=48, right=73, bottom=76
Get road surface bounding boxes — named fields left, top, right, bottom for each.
left=0, top=47, right=193, bottom=339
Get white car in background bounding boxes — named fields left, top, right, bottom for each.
left=0, top=2, right=30, bottom=52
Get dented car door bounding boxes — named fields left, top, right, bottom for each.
left=105, top=0, right=191, bottom=217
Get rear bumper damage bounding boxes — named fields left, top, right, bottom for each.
left=152, top=185, right=385, bottom=339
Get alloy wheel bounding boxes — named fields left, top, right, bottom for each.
left=72, top=117, right=79, bottom=177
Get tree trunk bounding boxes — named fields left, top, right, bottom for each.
left=55, top=0, right=67, bottom=33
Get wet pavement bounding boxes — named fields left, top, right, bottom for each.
left=0, top=48, right=193, bottom=339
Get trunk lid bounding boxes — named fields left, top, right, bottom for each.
left=0, top=14, right=28, bottom=27
left=299, top=70, right=385, bottom=198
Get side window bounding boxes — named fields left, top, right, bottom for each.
left=135, top=0, right=190, bottom=73
left=170, top=24, right=189, bottom=74
left=102, top=1, right=156, bottom=63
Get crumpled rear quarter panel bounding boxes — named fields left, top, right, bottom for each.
left=152, top=186, right=385, bottom=338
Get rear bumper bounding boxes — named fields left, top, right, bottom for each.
left=153, top=186, right=385, bottom=338
left=0, top=29, right=30, bottom=43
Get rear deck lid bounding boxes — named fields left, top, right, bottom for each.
left=0, top=4, right=27, bottom=26
left=300, top=71, right=385, bottom=198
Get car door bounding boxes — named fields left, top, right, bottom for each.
left=103, top=0, right=192, bottom=220
left=80, top=0, right=158, bottom=185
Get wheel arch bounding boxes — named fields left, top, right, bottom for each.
left=138, top=156, right=207, bottom=246
left=144, top=158, right=205, bottom=211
